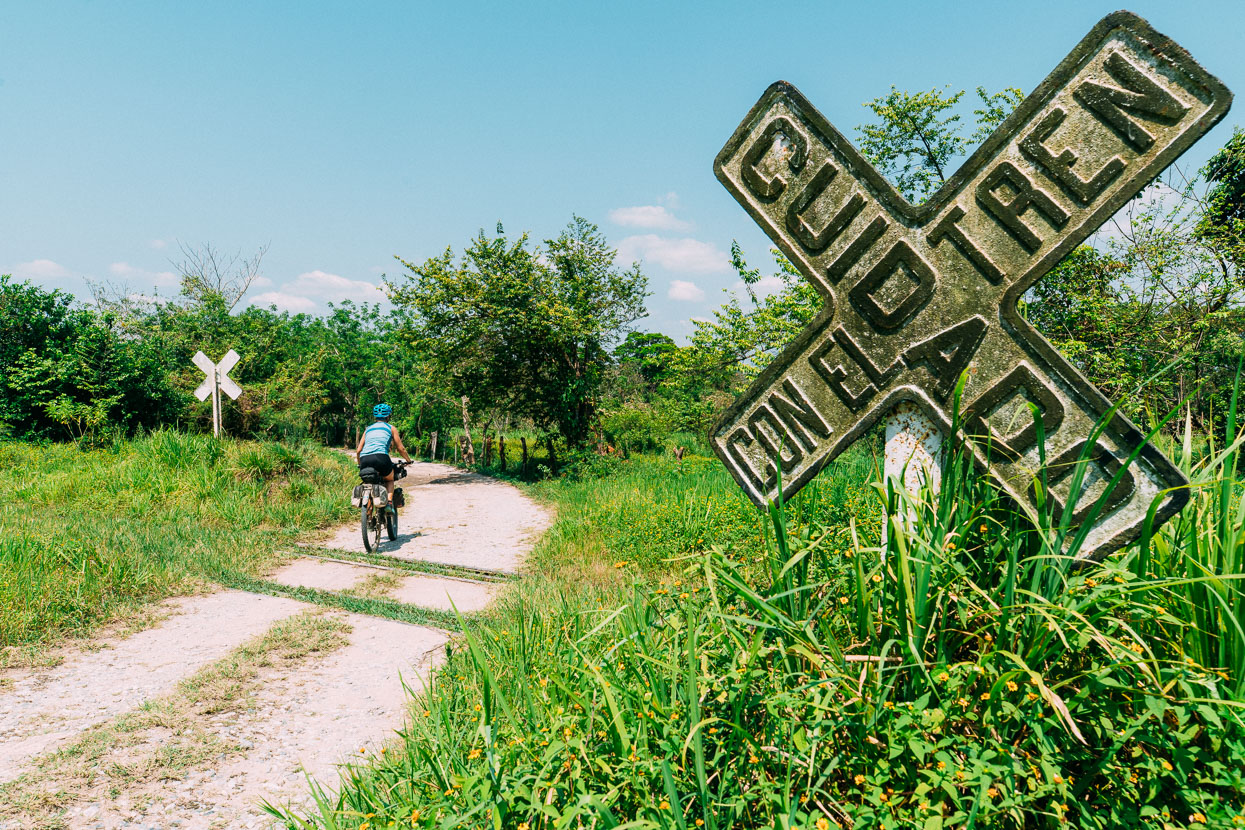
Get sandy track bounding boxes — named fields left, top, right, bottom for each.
left=65, top=612, right=447, bottom=830
left=0, top=591, right=307, bottom=784
left=319, top=461, right=550, bottom=573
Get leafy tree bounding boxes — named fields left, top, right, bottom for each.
left=688, top=243, right=820, bottom=380
left=388, top=217, right=648, bottom=447
left=614, top=332, right=677, bottom=390
left=1199, top=126, right=1245, bottom=254
left=856, top=86, right=1024, bottom=203
left=0, top=276, right=182, bottom=440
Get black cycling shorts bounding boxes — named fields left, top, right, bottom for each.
left=358, top=453, right=395, bottom=477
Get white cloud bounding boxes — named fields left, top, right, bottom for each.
left=615, top=235, right=729, bottom=274
left=248, top=269, right=388, bottom=313
left=149, top=239, right=167, bottom=250
left=11, top=259, right=70, bottom=280
left=106, top=261, right=178, bottom=288
left=250, top=291, right=318, bottom=313
left=283, top=270, right=388, bottom=303
left=668, top=279, right=705, bottom=302
left=609, top=205, right=692, bottom=231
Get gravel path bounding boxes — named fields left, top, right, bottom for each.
left=0, top=459, right=552, bottom=829
left=62, top=612, right=447, bottom=830
left=318, top=461, right=551, bottom=573
left=0, top=591, right=307, bottom=784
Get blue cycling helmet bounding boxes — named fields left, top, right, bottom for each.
left=373, top=403, right=392, bottom=419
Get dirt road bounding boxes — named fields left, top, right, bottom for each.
left=0, top=461, right=550, bottom=830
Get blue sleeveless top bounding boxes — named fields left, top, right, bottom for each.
left=360, top=421, right=393, bottom=456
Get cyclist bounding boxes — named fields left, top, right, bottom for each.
left=355, top=403, right=412, bottom=502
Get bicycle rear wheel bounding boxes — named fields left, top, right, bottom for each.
left=362, top=501, right=383, bottom=553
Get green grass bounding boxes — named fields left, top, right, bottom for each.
left=270, top=418, right=1245, bottom=830
left=0, top=429, right=355, bottom=652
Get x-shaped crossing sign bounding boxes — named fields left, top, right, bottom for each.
left=711, top=12, right=1231, bottom=560
left=193, top=350, right=242, bottom=402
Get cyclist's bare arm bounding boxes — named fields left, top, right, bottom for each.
left=391, top=427, right=413, bottom=462
left=355, top=433, right=365, bottom=462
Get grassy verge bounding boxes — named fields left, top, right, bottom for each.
left=0, top=429, right=355, bottom=655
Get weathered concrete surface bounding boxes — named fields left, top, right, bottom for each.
left=391, top=573, right=497, bottom=613
left=710, top=11, right=1231, bottom=559
left=270, top=557, right=371, bottom=592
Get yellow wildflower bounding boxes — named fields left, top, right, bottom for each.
left=816, top=819, right=830, bottom=830
left=1006, top=680, right=1018, bottom=692
left=854, top=774, right=865, bottom=785
left=659, top=800, right=670, bottom=811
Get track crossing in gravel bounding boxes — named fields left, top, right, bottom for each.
left=0, top=459, right=551, bottom=830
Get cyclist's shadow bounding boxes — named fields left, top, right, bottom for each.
left=374, top=529, right=423, bottom=551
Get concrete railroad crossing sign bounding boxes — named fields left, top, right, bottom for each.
left=710, top=11, right=1231, bottom=560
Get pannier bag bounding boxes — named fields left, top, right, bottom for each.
left=359, top=466, right=382, bottom=484
left=393, top=487, right=405, bottom=508
left=351, top=483, right=390, bottom=507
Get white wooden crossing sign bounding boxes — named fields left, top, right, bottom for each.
left=193, top=349, right=242, bottom=437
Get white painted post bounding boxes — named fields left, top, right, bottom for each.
left=211, top=370, right=221, bottom=437
left=883, top=403, right=943, bottom=548
left=884, top=402, right=943, bottom=496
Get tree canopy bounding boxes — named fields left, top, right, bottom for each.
left=387, top=217, right=648, bottom=447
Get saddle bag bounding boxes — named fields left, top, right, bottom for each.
left=359, top=466, right=382, bottom=484
left=351, top=483, right=390, bottom=507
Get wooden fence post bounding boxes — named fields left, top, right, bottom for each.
left=499, top=435, right=507, bottom=472
left=521, top=437, right=528, bottom=472
left=460, top=396, right=476, bottom=465
left=430, top=430, right=438, bottom=461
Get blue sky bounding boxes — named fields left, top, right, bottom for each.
left=2, top=1, right=1242, bottom=341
